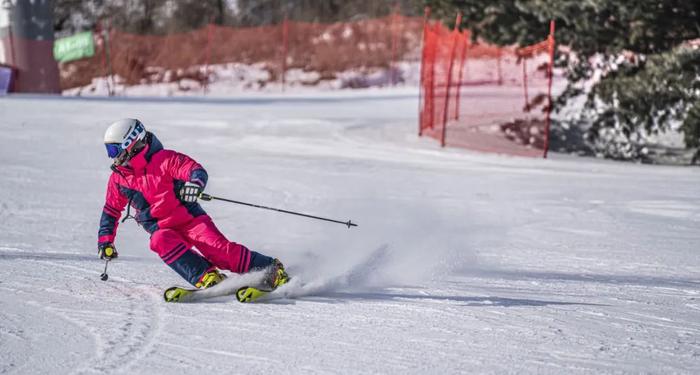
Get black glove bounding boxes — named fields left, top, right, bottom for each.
left=179, top=182, right=203, bottom=203
left=98, top=243, right=118, bottom=260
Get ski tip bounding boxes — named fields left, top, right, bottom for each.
left=163, top=287, right=194, bottom=303
left=236, top=286, right=271, bottom=303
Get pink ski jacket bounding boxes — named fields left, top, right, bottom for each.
left=98, top=132, right=208, bottom=246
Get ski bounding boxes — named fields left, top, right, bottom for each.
left=235, top=286, right=273, bottom=303
left=164, top=283, right=286, bottom=303
left=163, top=268, right=290, bottom=303
left=235, top=273, right=293, bottom=303
left=163, top=270, right=270, bottom=303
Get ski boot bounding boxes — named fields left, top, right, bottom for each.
left=236, top=259, right=290, bottom=303
left=265, top=258, right=290, bottom=289
left=164, top=269, right=226, bottom=302
left=195, top=269, right=227, bottom=289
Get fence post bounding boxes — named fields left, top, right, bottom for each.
left=281, top=15, right=289, bottom=92
left=454, top=33, right=468, bottom=120
left=427, top=23, right=437, bottom=131
left=522, top=57, right=529, bottom=111
left=497, top=48, right=503, bottom=85
left=418, top=7, right=431, bottom=136
left=106, top=23, right=115, bottom=96
left=204, top=22, right=214, bottom=94
left=390, top=5, right=400, bottom=86
left=440, top=13, right=461, bottom=148
left=7, top=22, right=16, bottom=65
left=97, top=21, right=110, bottom=96
left=543, top=20, right=556, bottom=159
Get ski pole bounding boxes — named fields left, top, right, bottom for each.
left=199, top=193, right=358, bottom=228
left=100, top=259, right=110, bottom=281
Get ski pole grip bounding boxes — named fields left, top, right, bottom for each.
left=200, top=193, right=213, bottom=201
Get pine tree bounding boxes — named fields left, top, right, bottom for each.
left=426, top=0, right=700, bottom=163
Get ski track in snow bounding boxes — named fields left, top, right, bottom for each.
left=1, top=93, right=699, bottom=374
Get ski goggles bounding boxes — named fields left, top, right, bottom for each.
left=105, top=143, right=124, bottom=158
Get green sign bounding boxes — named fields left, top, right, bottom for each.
left=53, top=31, right=95, bottom=63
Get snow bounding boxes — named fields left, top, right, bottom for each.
left=61, top=61, right=423, bottom=97
left=1, top=91, right=699, bottom=374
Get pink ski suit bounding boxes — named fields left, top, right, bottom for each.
left=98, top=132, right=273, bottom=285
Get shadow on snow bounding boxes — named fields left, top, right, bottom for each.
left=0, top=249, right=153, bottom=264
left=466, top=269, right=700, bottom=289
left=301, top=291, right=603, bottom=308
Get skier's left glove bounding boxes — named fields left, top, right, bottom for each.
left=98, top=243, right=118, bottom=260
left=179, top=182, right=203, bottom=203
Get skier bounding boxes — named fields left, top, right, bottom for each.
left=97, top=118, right=288, bottom=301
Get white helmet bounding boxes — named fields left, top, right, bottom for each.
left=104, top=118, right=147, bottom=165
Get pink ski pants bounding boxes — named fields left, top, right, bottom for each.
left=149, top=215, right=252, bottom=274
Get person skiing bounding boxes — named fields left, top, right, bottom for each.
left=98, top=118, right=288, bottom=301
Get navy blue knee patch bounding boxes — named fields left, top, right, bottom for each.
left=167, top=249, right=212, bottom=286
left=248, top=251, right=274, bottom=271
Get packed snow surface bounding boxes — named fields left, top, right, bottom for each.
left=0, top=91, right=699, bottom=374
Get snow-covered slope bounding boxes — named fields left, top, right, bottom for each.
left=0, top=92, right=698, bottom=374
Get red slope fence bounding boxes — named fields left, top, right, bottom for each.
left=57, top=14, right=423, bottom=94
left=419, top=13, right=556, bottom=158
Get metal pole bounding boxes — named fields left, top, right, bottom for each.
left=522, top=57, right=529, bottom=111
left=204, top=21, right=214, bottom=94
left=497, top=48, right=503, bottom=86
left=418, top=7, right=431, bottom=136
left=7, top=22, right=15, bottom=65
left=543, top=20, right=556, bottom=159
left=281, top=15, right=288, bottom=92
left=100, top=259, right=110, bottom=281
left=97, top=21, right=112, bottom=96
left=200, top=193, right=358, bottom=228
left=105, top=23, right=115, bottom=96
left=440, top=13, right=461, bottom=148
left=454, top=34, right=468, bottom=121
left=390, top=6, right=399, bottom=86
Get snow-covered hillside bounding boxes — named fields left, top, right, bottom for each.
left=61, top=62, right=423, bottom=97
left=0, top=92, right=699, bottom=374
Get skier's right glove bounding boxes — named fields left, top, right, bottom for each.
left=98, top=243, right=118, bottom=260
left=179, top=182, right=203, bottom=203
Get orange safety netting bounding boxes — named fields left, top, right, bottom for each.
left=419, top=18, right=555, bottom=158
left=59, top=15, right=424, bottom=91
